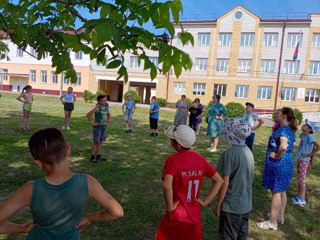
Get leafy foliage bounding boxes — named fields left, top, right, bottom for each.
left=294, top=108, right=303, bottom=125
left=225, top=102, right=246, bottom=118
left=156, top=97, right=167, bottom=107
left=83, top=90, right=96, bottom=103
left=0, top=0, right=193, bottom=83
left=124, top=90, right=141, bottom=103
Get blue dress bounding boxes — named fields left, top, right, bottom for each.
left=262, top=126, right=296, bottom=192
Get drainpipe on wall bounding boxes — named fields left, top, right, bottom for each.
left=274, top=21, right=287, bottom=110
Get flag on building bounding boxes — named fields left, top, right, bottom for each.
left=293, top=42, right=299, bottom=61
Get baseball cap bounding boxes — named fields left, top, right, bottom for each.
left=164, top=125, right=196, bottom=149
left=245, top=102, right=254, bottom=108
left=305, top=119, right=320, bottom=134
left=222, top=118, right=251, bottom=145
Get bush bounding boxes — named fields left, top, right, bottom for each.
left=124, top=90, right=141, bottom=103
left=83, top=90, right=96, bottom=103
left=157, top=98, right=167, bottom=107
left=225, top=102, right=246, bottom=118
left=294, top=108, right=303, bottom=125
left=186, top=98, right=193, bottom=108
left=96, top=90, right=106, bottom=97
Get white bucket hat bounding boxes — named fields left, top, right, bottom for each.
left=164, top=125, right=196, bottom=149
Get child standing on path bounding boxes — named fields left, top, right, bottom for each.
left=149, top=96, right=160, bottom=137
left=122, top=94, right=135, bottom=133
left=0, top=128, right=124, bottom=238
left=291, top=120, right=320, bottom=207
left=189, top=101, right=202, bottom=133
left=16, top=85, right=33, bottom=132
left=155, top=125, right=223, bottom=240
left=87, top=95, right=111, bottom=163
left=60, top=87, right=76, bottom=130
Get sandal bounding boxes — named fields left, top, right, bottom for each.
left=257, top=221, right=278, bottom=230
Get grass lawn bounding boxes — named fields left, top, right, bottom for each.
left=0, top=92, right=319, bottom=240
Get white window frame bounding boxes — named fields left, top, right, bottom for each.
left=193, top=83, right=206, bottom=96
left=264, top=33, right=278, bottom=47
left=29, top=70, right=36, bottom=83
left=305, top=89, right=320, bottom=103
left=173, top=82, right=186, bottom=94
left=17, top=48, right=23, bottom=57
left=149, top=57, right=158, bottom=67
left=235, top=85, right=249, bottom=98
left=312, top=33, right=320, bottom=48
left=240, top=33, right=255, bottom=47
left=238, top=59, right=252, bottom=73
left=281, top=87, right=296, bottom=101
left=213, top=84, right=227, bottom=97
left=51, top=71, right=58, bottom=84
left=216, top=59, right=229, bottom=72
left=195, top=58, right=208, bottom=71
left=260, top=59, right=276, bottom=73
left=309, top=61, right=320, bottom=76
left=76, top=72, right=81, bottom=86
left=197, top=33, right=211, bottom=46
left=62, top=73, right=70, bottom=85
left=0, top=68, right=8, bottom=81
left=287, top=33, right=302, bottom=47
left=130, top=56, right=139, bottom=68
left=218, top=33, right=232, bottom=47
left=284, top=60, right=300, bottom=74
left=75, top=51, right=83, bottom=60
left=40, top=70, right=47, bottom=83
left=257, top=86, right=272, bottom=100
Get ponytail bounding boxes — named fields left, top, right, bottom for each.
left=289, top=118, right=298, bottom=133
left=281, top=107, right=298, bottom=132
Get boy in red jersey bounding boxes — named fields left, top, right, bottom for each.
left=155, top=125, right=223, bottom=240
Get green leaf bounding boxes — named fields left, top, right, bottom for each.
left=150, top=65, right=157, bottom=80
left=107, top=60, right=122, bottom=69
left=171, top=0, right=183, bottom=23
left=174, top=62, right=182, bottom=78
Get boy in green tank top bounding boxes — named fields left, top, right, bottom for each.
left=87, top=95, right=111, bottom=163
left=0, top=128, right=123, bottom=238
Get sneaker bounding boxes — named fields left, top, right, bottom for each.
left=89, top=155, right=97, bottom=163
left=150, top=133, right=155, bottom=136
left=155, top=133, right=159, bottom=137
left=291, top=196, right=306, bottom=207
left=96, top=155, right=106, bottom=161
left=61, top=126, right=66, bottom=130
left=66, top=126, right=71, bottom=130
left=257, top=221, right=278, bottom=230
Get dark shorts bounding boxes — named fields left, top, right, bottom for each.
left=150, top=117, right=158, bottom=129
left=219, top=210, right=251, bottom=240
left=93, top=127, right=106, bottom=143
left=64, top=102, right=74, bottom=112
left=189, top=120, right=198, bottom=131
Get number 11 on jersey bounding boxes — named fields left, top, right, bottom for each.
left=187, top=180, right=200, bottom=202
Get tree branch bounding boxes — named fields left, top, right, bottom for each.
left=52, top=0, right=88, bottom=23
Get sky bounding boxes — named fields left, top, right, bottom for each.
left=180, top=0, right=320, bottom=20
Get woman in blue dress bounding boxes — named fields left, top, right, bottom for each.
left=257, top=107, right=297, bottom=230
left=207, top=94, right=227, bottom=152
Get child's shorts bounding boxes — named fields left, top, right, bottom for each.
left=93, top=127, right=106, bottom=143
left=149, top=117, right=158, bottom=129
left=23, top=103, right=32, bottom=112
left=124, top=109, right=133, bottom=122
left=64, top=102, right=74, bottom=111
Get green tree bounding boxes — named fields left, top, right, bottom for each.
left=0, top=0, right=193, bottom=83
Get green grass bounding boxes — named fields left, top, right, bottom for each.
left=0, top=92, right=319, bottom=240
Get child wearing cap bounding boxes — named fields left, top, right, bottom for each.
left=215, top=118, right=254, bottom=239
left=291, top=120, right=320, bottom=207
left=155, top=125, right=223, bottom=240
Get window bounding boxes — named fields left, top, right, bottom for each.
left=0, top=68, right=8, bottom=81
left=214, top=84, right=227, bottom=97
left=30, top=47, right=36, bottom=57
left=62, top=73, right=70, bottom=85
left=235, top=85, right=249, bottom=98
left=174, top=82, right=186, bottom=94
left=149, top=57, right=158, bottom=67
left=260, top=59, right=276, bottom=73
left=29, top=70, right=36, bottom=82
left=238, top=59, right=252, bottom=73
left=218, top=33, right=232, bottom=47
left=305, top=89, right=320, bottom=103
left=17, top=47, right=23, bottom=57
left=287, top=33, right=302, bottom=47
left=40, top=70, right=47, bottom=83
left=197, top=33, right=211, bottom=46
left=76, top=72, right=81, bottom=86
left=216, top=59, right=229, bottom=72
left=312, top=33, right=320, bottom=48
left=257, top=86, right=272, bottom=99
left=309, top=61, right=320, bottom=76
left=240, top=33, right=255, bottom=46
left=193, top=83, right=206, bottom=96
left=281, top=87, right=296, bottom=101
left=130, top=56, right=139, bottom=68
left=235, top=11, right=243, bottom=19
left=75, top=51, right=83, bottom=60
left=264, top=33, right=278, bottom=47
left=284, top=60, right=300, bottom=74
left=51, top=71, right=58, bottom=84
left=195, top=58, right=208, bottom=71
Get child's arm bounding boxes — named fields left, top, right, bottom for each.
left=16, top=93, right=25, bottom=103
left=132, top=102, right=135, bottom=114
left=302, top=141, right=320, bottom=165
left=87, top=107, right=98, bottom=126
left=214, top=174, right=229, bottom=217
left=197, top=173, right=223, bottom=207
left=162, top=174, right=179, bottom=213
left=122, top=103, right=125, bottom=114
left=106, top=109, right=111, bottom=126
left=73, top=95, right=76, bottom=103
left=77, top=175, right=123, bottom=229
left=0, top=182, right=33, bottom=233
left=60, top=95, right=65, bottom=105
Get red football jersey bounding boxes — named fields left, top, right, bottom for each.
left=162, top=150, right=217, bottom=224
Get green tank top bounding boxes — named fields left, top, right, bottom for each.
left=27, top=173, right=89, bottom=240
left=95, top=106, right=108, bottom=129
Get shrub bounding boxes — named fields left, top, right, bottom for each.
left=96, top=90, right=106, bottom=97
left=225, top=102, right=246, bottom=118
left=83, top=90, right=96, bottom=103
left=157, top=98, right=167, bottom=107
left=186, top=98, right=193, bottom=108
left=124, top=90, right=141, bottom=103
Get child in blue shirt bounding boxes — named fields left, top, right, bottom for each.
left=291, top=120, right=320, bottom=207
left=149, top=96, right=160, bottom=137
left=122, top=94, right=135, bottom=133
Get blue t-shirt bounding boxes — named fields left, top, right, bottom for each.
left=123, top=100, right=135, bottom=110
left=150, top=102, right=160, bottom=119
left=296, top=133, right=316, bottom=161
left=63, top=93, right=75, bottom=103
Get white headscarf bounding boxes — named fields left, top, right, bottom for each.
left=222, top=118, right=251, bottom=145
